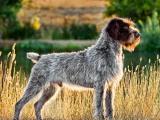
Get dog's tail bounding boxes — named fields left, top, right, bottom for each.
left=27, top=52, right=41, bottom=63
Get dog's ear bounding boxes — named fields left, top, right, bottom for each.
left=106, top=18, right=121, bottom=40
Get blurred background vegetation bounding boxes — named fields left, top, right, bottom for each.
left=105, top=0, right=160, bottom=22
left=0, top=0, right=160, bottom=72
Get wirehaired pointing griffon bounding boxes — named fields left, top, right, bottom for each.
left=14, top=17, right=140, bottom=120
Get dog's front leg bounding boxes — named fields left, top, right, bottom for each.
left=104, top=86, right=115, bottom=120
left=93, top=83, right=104, bottom=120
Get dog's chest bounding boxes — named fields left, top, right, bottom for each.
left=101, top=53, right=124, bottom=82
left=114, top=54, right=124, bottom=80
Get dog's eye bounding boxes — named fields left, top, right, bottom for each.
left=120, top=26, right=128, bottom=33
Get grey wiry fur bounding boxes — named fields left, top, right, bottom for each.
left=14, top=18, right=140, bottom=120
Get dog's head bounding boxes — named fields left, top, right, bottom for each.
left=106, top=17, right=140, bottom=52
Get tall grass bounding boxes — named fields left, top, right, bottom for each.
left=0, top=45, right=160, bottom=120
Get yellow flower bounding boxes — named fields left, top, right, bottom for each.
left=31, top=16, right=41, bottom=30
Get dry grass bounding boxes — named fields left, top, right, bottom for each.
left=0, top=45, right=160, bottom=120
left=18, top=0, right=107, bottom=27
left=23, top=0, right=106, bottom=9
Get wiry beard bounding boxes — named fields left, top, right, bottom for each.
left=122, top=37, right=140, bottom=52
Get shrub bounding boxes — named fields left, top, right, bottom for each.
left=15, top=40, right=88, bottom=53
left=105, top=0, right=160, bottom=22
left=0, top=0, right=21, bottom=39
left=51, top=26, right=72, bottom=40
left=52, top=23, right=98, bottom=40
left=6, top=23, right=37, bottom=39
left=16, top=40, right=54, bottom=52
left=0, top=0, right=37, bottom=39
left=51, top=28, right=65, bottom=39
left=139, top=11, right=160, bottom=52
left=69, top=23, right=98, bottom=39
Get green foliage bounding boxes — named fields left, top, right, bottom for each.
left=51, top=26, right=71, bottom=39
left=0, top=0, right=22, bottom=39
left=1, top=22, right=98, bottom=40
left=0, top=0, right=36, bottom=39
left=69, top=23, right=98, bottom=39
left=3, top=23, right=36, bottom=39
left=105, top=0, right=160, bottom=22
left=139, top=11, right=160, bottom=52
left=16, top=40, right=54, bottom=52
left=0, top=0, right=21, bottom=6
left=51, top=28, right=65, bottom=39
left=14, top=40, right=88, bottom=53
left=51, top=23, right=98, bottom=40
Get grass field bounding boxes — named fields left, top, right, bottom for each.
left=18, top=0, right=107, bottom=27
left=0, top=45, right=160, bottom=120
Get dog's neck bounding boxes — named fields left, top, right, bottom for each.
left=95, top=30, right=123, bottom=56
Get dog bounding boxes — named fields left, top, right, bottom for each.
left=13, top=17, right=140, bottom=120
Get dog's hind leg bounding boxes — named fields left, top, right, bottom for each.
left=34, top=82, right=61, bottom=120
left=13, top=80, right=43, bottom=120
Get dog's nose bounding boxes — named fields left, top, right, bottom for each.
left=134, top=31, right=140, bottom=38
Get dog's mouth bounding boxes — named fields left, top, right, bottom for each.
left=122, top=36, right=140, bottom=52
